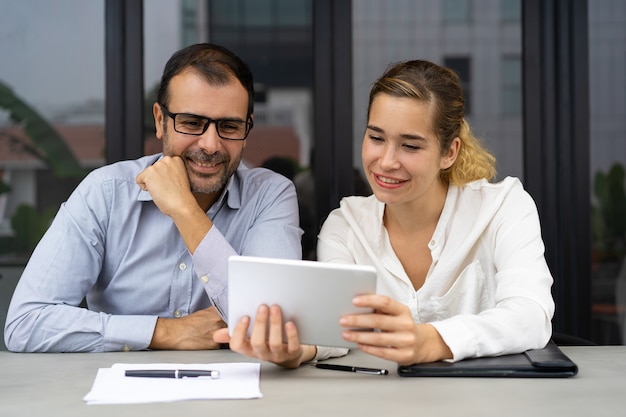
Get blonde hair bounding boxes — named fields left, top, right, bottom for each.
left=368, top=60, right=496, bottom=186
left=444, top=119, right=496, bottom=185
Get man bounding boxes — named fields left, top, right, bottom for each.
left=4, top=43, right=302, bottom=352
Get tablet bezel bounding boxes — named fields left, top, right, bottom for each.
left=227, top=255, right=377, bottom=348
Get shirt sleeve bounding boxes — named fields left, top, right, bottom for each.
left=431, top=186, right=555, bottom=361
left=317, top=207, right=357, bottom=264
left=312, top=346, right=350, bottom=362
left=192, top=174, right=303, bottom=321
left=315, top=208, right=365, bottom=362
left=4, top=174, right=159, bottom=352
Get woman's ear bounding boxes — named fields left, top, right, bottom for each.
left=153, top=103, right=164, bottom=140
left=441, top=137, right=461, bottom=169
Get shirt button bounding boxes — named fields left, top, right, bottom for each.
left=173, top=310, right=182, bottom=318
left=179, top=263, right=187, bottom=271
left=429, top=240, right=436, bottom=247
left=200, top=275, right=209, bottom=284
left=122, top=345, right=131, bottom=352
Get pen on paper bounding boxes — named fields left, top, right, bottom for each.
left=315, top=363, right=389, bottom=375
left=124, top=369, right=220, bottom=379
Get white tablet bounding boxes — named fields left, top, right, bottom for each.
left=227, top=255, right=377, bottom=348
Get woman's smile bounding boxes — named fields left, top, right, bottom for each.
left=373, top=173, right=407, bottom=189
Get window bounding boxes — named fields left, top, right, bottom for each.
left=443, top=0, right=471, bottom=24
left=0, top=0, right=104, bottom=259
left=209, top=0, right=313, bottom=87
left=501, top=55, right=522, bottom=115
left=181, top=0, right=200, bottom=45
left=444, top=57, right=472, bottom=116
left=501, top=0, right=521, bottom=22
left=589, top=0, right=626, bottom=344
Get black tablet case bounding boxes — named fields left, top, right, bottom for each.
left=398, top=340, right=578, bottom=378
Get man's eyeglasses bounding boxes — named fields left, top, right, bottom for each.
left=160, top=104, right=253, bottom=141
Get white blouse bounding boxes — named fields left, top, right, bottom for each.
left=317, top=177, right=555, bottom=361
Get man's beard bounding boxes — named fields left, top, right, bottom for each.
left=183, top=148, right=239, bottom=195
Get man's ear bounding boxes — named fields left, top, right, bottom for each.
left=242, top=114, right=254, bottom=149
left=153, top=103, right=164, bottom=140
left=441, top=137, right=461, bottom=169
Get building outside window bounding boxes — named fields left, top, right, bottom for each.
left=444, top=57, right=472, bottom=116
left=443, top=0, right=471, bottom=24
left=588, top=0, right=626, bottom=345
left=501, top=55, right=522, bottom=115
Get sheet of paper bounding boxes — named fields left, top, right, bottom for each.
left=83, top=362, right=262, bottom=404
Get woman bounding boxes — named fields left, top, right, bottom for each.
left=214, top=59, right=555, bottom=367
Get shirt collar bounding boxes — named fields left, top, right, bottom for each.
left=210, top=164, right=244, bottom=214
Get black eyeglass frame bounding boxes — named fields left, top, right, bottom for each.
left=160, top=104, right=253, bottom=141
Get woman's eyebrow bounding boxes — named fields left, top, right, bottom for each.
left=367, top=124, right=427, bottom=141
left=399, top=133, right=427, bottom=141
left=366, top=124, right=384, bottom=133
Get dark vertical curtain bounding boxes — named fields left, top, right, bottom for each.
left=105, top=0, right=145, bottom=163
left=312, top=0, right=353, bottom=230
left=522, top=0, right=591, bottom=339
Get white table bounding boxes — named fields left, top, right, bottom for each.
left=1, top=346, right=625, bottom=417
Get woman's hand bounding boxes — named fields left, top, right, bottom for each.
left=339, top=294, right=452, bottom=365
left=213, top=304, right=317, bottom=369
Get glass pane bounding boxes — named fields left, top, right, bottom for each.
left=589, top=0, right=626, bottom=345
left=244, top=0, right=273, bottom=27
left=211, top=0, right=241, bottom=25
left=444, top=57, right=472, bottom=115
left=443, top=0, right=471, bottom=23
left=0, top=0, right=104, bottom=262
left=501, top=0, right=521, bottom=22
left=276, top=0, right=311, bottom=26
left=153, top=0, right=315, bottom=258
left=0, top=0, right=104, bottom=351
left=352, top=0, right=523, bottom=183
left=144, top=0, right=185, bottom=156
left=501, top=55, right=522, bottom=115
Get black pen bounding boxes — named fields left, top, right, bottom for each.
left=125, top=369, right=220, bottom=379
left=315, top=363, right=389, bottom=375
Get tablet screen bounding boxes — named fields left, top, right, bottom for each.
left=227, top=256, right=377, bottom=348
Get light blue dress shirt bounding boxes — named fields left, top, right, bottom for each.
left=4, top=154, right=302, bottom=352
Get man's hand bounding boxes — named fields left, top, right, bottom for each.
left=136, top=155, right=213, bottom=254
left=213, top=305, right=317, bottom=368
left=149, top=306, right=227, bottom=350
left=136, top=156, right=197, bottom=217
